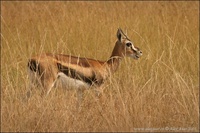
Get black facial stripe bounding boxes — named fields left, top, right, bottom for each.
left=131, top=47, right=137, bottom=52
left=132, top=46, right=140, bottom=53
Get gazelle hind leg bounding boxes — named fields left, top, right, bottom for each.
left=26, top=69, right=41, bottom=98
left=39, top=68, right=58, bottom=97
left=46, top=75, right=60, bottom=96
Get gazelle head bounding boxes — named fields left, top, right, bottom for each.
left=115, top=28, right=142, bottom=60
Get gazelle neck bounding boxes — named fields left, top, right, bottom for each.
left=106, top=56, right=122, bottom=73
left=106, top=41, right=124, bottom=73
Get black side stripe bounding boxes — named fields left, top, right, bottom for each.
left=57, top=63, right=103, bottom=86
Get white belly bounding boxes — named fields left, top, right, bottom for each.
left=56, top=72, right=90, bottom=89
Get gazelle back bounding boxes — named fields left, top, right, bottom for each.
left=27, top=28, right=142, bottom=97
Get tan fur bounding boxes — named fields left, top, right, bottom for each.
left=27, top=28, right=142, bottom=98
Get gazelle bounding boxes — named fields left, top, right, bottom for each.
left=27, top=28, right=142, bottom=101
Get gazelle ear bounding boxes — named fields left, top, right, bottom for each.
left=117, top=28, right=122, bottom=42
left=117, top=28, right=127, bottom=42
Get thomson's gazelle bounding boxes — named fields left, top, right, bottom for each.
left=27, top=28, right=142, bottom=99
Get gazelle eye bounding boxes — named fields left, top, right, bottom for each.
left=126, top=43, right=132, bottom=47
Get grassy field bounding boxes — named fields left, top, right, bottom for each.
left=1, top=1, right=199, bottom=132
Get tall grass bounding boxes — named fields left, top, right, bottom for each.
left=1, top=1, right=199, bottom=132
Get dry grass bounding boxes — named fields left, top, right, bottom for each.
left=1, top=1, right=199, bottom=132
